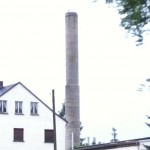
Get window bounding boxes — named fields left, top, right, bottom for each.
left=0, top=100, right=7, bottom=113
left=44, top=129, right=54, bottom=143
left=14, top=128, right=24, bottom=142
left=30, top=102, right=38, bottom=115
left=15, top=101, right=23, bottom=114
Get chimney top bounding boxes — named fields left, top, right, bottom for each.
left=65, top=12, right=77, bottom=17
left=0, top=81, right=3, bottom=88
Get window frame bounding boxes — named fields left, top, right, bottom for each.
left=44, top=129, right=54, bottom=143
left=15, top=101, right=23, bottom=115
left=30, top=102, right=38, bottom=115
left=0, top=100, right=7, bottom=114
left=14, top=128, right=24, bottom=142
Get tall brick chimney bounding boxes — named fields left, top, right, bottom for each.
left=65, top=12, right=80, bottom=150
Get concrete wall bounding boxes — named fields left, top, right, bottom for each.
left=65, top=12, right=80, bottom=150
left=0, top=83, right=65, bottom=150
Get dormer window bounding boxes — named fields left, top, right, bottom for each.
left=30, top=102, right=38, bottom=115
left=0, top=100, right=7, bottom=113
left=15, top=101, right=23, bottom=114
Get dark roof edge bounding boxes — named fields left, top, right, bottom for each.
left=77, top=137, right=150, bottom=150
left=77, top=142, right=139, bottom=150
left=0, top=82, right=67, bottom=123
left=18, top=82, right=67, bottom=123
left=0, top=82, right=19, bottom=96
left=125, top=136, right=150, bottom=142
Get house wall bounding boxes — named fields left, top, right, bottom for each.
left=0, top=83, right=65, bottom=150
left=106, top=146, right=139, bottom=150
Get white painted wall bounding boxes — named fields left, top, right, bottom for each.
left=0, top=83, right=66, bottom=150
left=106, top=146, right=138, bottom=150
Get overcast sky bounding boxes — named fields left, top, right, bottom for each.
left=1, top=0, right=150, bottom=144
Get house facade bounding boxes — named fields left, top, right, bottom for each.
left=0, top=81, right=66, bottom=150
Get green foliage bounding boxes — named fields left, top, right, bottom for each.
left=105, top=0, right=150, bottom=45
left=80, top=124, right=83, bottom=131
left=117, top=0, right=150, bottom=45
left=144, top=116, right=150, bottom=150
left=145, top=115, right=150, bottom=127
left=80, top=122, right=86, bottom=146
left=110, top=127, right=119, bottom=142
left=92, top=137, right=96, bottom=145
left=58, top=103, right=65, bottom=119
left=58, top=104, right=86, bottom=146
left=106, top=0, right=114, bottom=3
left=80, top=138, right=86, bottom=146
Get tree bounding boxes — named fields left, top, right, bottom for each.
left=137, top=78, right=150, bottom=92
left=115, top=0, right=150, bottom=45
left=144, top=116, right=150, bottom=150
left=96, top=0, right=150, bottom=45
left=92, top=137, right=96, bottom=145
left=58, top=103, right=86, bottom=146
left=58, top=103, right=65, bottom=119
left=80, top=123, right=86, bottom=146
left=110, top=127, right=119, bottom=142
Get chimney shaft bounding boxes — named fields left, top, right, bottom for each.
left=65, top=12, right=80, bottom=150
left=0, top=81, right=3, bottom=88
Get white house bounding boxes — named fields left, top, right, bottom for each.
left=0, top=81, right=66, bottom=150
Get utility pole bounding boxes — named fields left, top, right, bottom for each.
left=52, top=89, right=57, bottom=150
